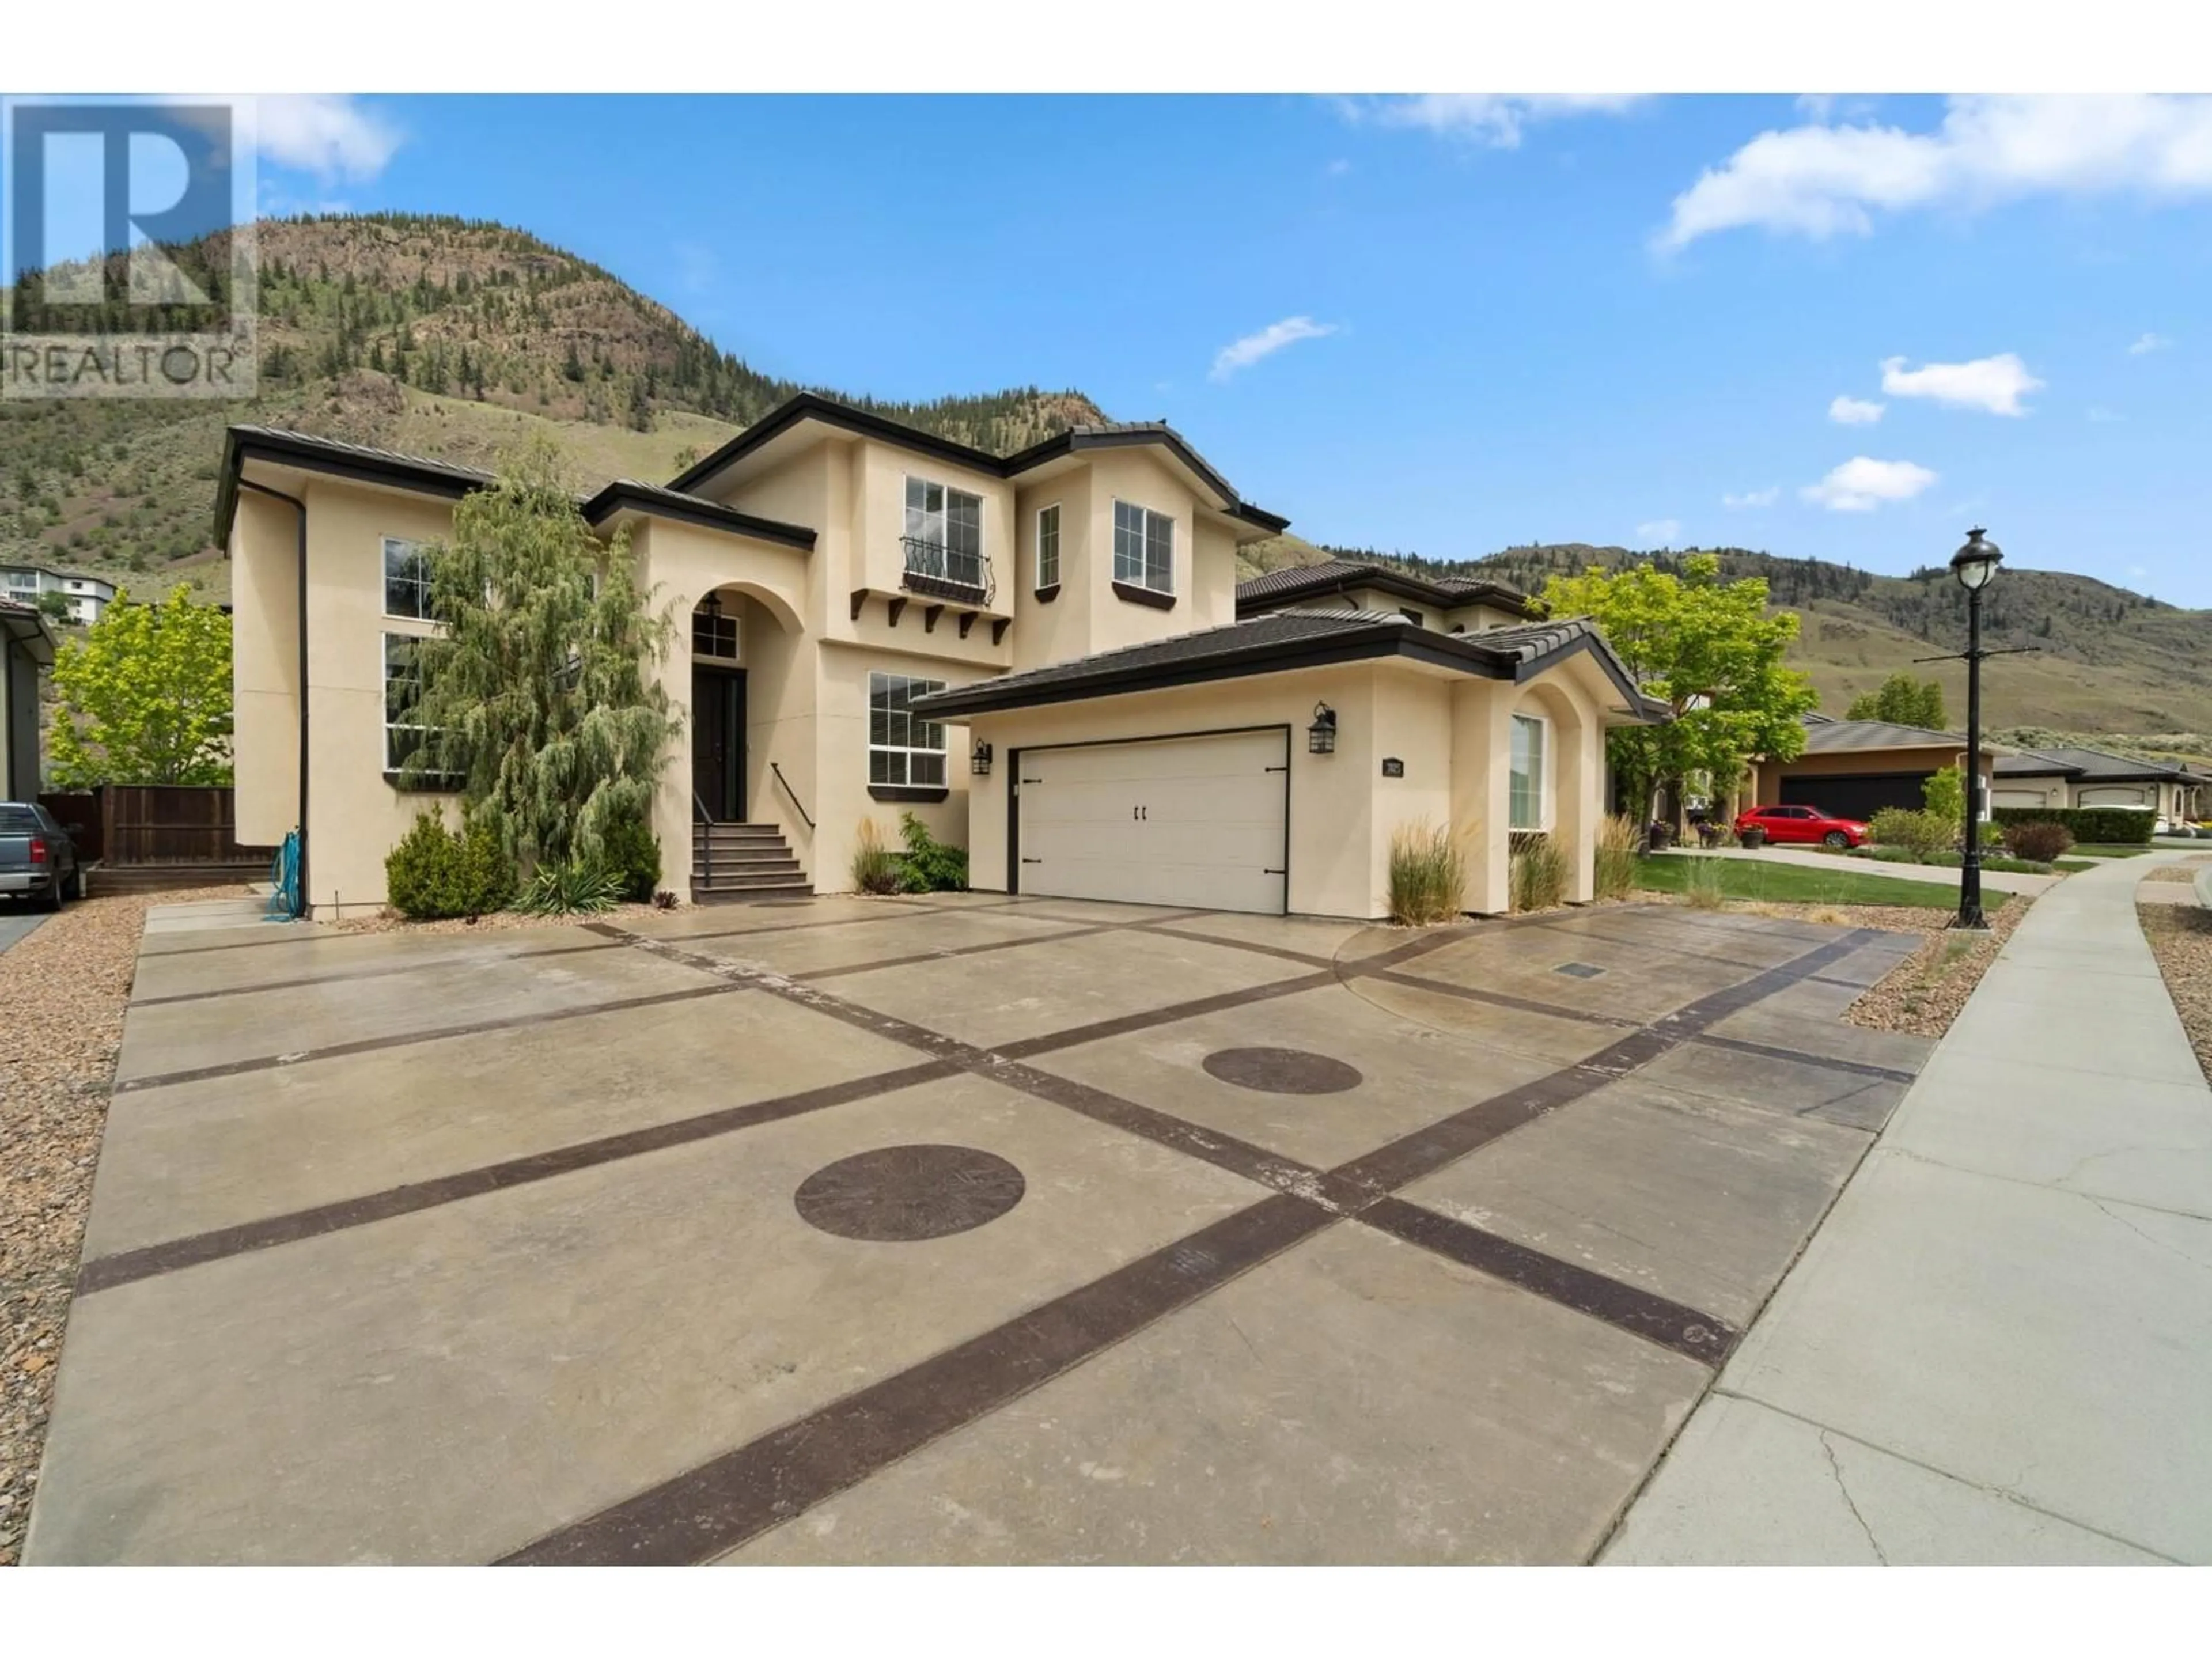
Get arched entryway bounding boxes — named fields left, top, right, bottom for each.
left=686, top=580, right=801, bottom=826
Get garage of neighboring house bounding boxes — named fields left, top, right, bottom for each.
left=1751, top=713, right=1993, bottom=821
left=1013, top=729, right=1290, bottom=914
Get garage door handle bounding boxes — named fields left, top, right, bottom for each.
left=1263, top=867, right=1286, bottom=875
left=1021, top=857, right=1043, bottom=865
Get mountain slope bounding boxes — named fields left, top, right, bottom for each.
left=0, top=213, right=1103, bottom=605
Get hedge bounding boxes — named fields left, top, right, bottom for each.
left=1990, top=805, right=2154, bottom=845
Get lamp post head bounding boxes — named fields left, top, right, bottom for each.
left=1950, top=527, right=2002, bottom=593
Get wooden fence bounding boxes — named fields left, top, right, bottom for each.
left=37, top=785, right=272, bottom=866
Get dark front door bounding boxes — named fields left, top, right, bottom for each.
left=692, top=665, right=746, bottom=821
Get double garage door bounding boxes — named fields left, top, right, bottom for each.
left=1014, top=729, right=1289, bottom=915
left=1781, top=770, right=1934, bottom=821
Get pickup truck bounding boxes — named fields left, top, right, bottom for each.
left=0, top=801, right=84, bottom=910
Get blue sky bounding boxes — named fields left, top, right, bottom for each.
left=253, top=94, right=2212, bottom=604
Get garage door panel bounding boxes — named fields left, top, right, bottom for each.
left=1018, top=731, right=1288, bottom=916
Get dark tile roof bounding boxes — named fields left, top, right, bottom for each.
left=1236, top=559, right=1537, bottom=619
left=1993, top=745, right=2210, bottom=785
left=1, top=599, right=59, bottom=664
left=216, top=425, right=497, bottom=541
left=911, top=608, right=1666, bottom=721
left=1797, top=714, right=1965, bottom=753
left=579, top=478, right=816, bottom=550
left=665, top=393, right=1288, bottom=533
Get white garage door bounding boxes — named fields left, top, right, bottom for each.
left=1016, top=729, right=1288, bottom=914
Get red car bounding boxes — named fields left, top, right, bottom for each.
left=1733, top=804, right=1872, bottom=849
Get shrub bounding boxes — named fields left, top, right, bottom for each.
left=1683, top=856, right=1727, bottom=910
left=385, top=810, right=516, bottom=919
left=1868, top=806, right=1952, bottom=860
left=851, top=819, right=904, bottom=894
left=1509, top=830, right=1569, bottom=913
left=1594, top=814, right=1638, bottom=902
left=1990, top=805, right=2154, bottom=846
left=1387, top=820, right=1465, bottom=925
left=514, top=860, right=623, bottom=916
left=898, top=812, right=969, bottom=893
left=1921, top=766, right=1966, bottom=827
left=2003, top=819, right=2075, bottom=862
left=599, top=813, right=661, bottom=903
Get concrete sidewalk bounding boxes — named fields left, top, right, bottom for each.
left=1605, top=852, right=2211, bottom=1565
left=1660, top=844, right=2062, bottom=895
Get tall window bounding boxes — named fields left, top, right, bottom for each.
left=383, top=537, right=433, bottom=620
left=869, top=671, right=949, bottom=789
left=1112, top=500, right=1173, bottom=593
left=383, top=634, right=434, bottom=772
left=904, top=476, right=984, bottom=589
left=1035, top=503, right=1061, bottom=590
left=1509, top=713, right=1548, bottom=831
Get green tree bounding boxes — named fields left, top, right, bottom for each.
left=35, top=590, right=71, bottom=623
left=402, top=434, right=679, bottom=875
left=1846, top=670, right=1947, bottom=729
left=48, top=585, right=234, bottom=785
left=1539, top=553, right=1817, bottom=828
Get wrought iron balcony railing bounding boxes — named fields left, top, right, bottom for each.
left=900, top=536, right=995, bottom=605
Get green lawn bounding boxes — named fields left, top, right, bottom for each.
left=1633, top=855, right=1965, bottom=909
left=1846, top=846, right=2055, bottom=876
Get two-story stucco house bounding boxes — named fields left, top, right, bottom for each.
left=215, top=393, right=1662, bottom=921
left=1, top=563, right=116, bottom=627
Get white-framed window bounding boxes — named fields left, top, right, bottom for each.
left=383, top=537, right=433, bottom=620
left=1509, top=712, right=1549, bottom=831
left=382, top=633, right=436, bottom=772
left=1035, top=502, right=1061, bottom=590
left=903, top=475, right=985, bottom=590
left=1112, top=499, right=1174, bottom=593
left=869, top=671, right=949, bottom=789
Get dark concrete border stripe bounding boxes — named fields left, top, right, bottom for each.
left=137, top=926, right=368, bottom=959
left=1358, top=1197, right=1737, bottom=1366
left=78, top=1058, right=963, bottom=1295
left=111, top=982, right=747, bottom=1096
left=1690, top=1032, right=1919, bottom=1085
left=992, top=971, right=1338, bottom=1060
left=1360, top=967, right=1641, bottom=1029
left=129, top=936, right=622, bottom=1007
left=651, top=894, right=1040, bottom=947
left=791, top=922, right=1120, bottom=983
left=498, top=1193, right=1332, bottom=1565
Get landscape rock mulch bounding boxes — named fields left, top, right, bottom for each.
left=325, top=899, right=664, bottom=937
left=2138, top=903, right=2212, bottom=1088
left=0, top=890, right=212, bottom=1567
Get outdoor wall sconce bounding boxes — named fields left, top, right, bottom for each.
left=971, top=739, right=994, bottom=777
left=1308, top=702, right=1338, bottom=755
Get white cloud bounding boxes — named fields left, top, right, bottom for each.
left=1353, top=94, right=1643, bottom=150
left=256, top=95, right=403, bottom=184
left=2127, top=331, right=2173, bottom=355
left=1634, top=518, right=1683, bottom=546
left=1829, top=395, right=1885, bottom=425
left=1801, top=457, right=1940, bottom=512
left=1209, top=316, right=1337, bottom=382
left=1880, top=353, right=2042, bottom=416
left=2088, top=405, right=2124, bottom=423
left=1722, top=486, right=1781, bottom=509
left=1658, top=95, right=2212, bottom=250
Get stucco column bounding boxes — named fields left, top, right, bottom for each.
left=1556, top=698, right=1597, bottom=904
left=1452, top=680, right=1513, bottom=915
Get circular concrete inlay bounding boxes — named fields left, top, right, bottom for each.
left=793, top=1145, right=1026, bottom=1242
left=1200, top=1046, right=1363, bottom=1095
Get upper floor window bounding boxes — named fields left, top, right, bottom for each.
left=1035, top=503, right=1061, bottom=590
left=384, top=537, right=433, bottom=620
left=904, top=476, right=984, bottom=590
left=1112, top=500, right=1173, bottom=594
left=1509, top=713, right=1548, bottom=831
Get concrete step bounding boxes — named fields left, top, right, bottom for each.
left=691, top=880, right=815, bottom=904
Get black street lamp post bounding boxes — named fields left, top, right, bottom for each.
left=1949, top=527, right=2003, bottom=931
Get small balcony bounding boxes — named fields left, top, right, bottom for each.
left=900, top=536, right=995, bottom=606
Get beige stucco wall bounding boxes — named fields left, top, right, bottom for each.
left=960, top=656, right=1606, bottom=920
left=230, top=487, right=303, bottom=847
left=816, top=641, right=970, bottom=895
left=1010, top=471, right=1094, bottom=674
left=1077, top=449, right=1231, bottom=654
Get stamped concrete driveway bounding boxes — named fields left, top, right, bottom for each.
left=28, top=892, right=1929, bottom=1565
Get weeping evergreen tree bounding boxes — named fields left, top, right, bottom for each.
left=402, top=434, right=680, bottom=875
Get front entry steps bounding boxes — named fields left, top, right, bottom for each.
left=692, top=821, right=813, bottom=903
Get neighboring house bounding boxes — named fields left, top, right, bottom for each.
left=0, top=563, right=116, bottom=626
left=2, top=599, right=58, bottom=799
left=1993, top=746, right=2208, bottom=826
left=1748, top=711, right=1996, bottom=821
left=216, top=394, right=1661, bottom=919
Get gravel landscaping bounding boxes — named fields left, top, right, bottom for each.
left=325, top=899, right=666, bottom=937
left=2138, top=903, right=2212, bottom=1088
left=0, top=890, right=214, bottom=1567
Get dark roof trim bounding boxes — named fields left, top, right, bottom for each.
left=580, top=481, right=817, bottom=551
left=913, top=615, right=1662, bottom=721
left=665, top=392, right=1289, bottom=532
left=1237, top=562, right=1539, bottom=620
left=216, top=426, right=490, bottom=543
left=1, top=600, right=59, bottom=665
